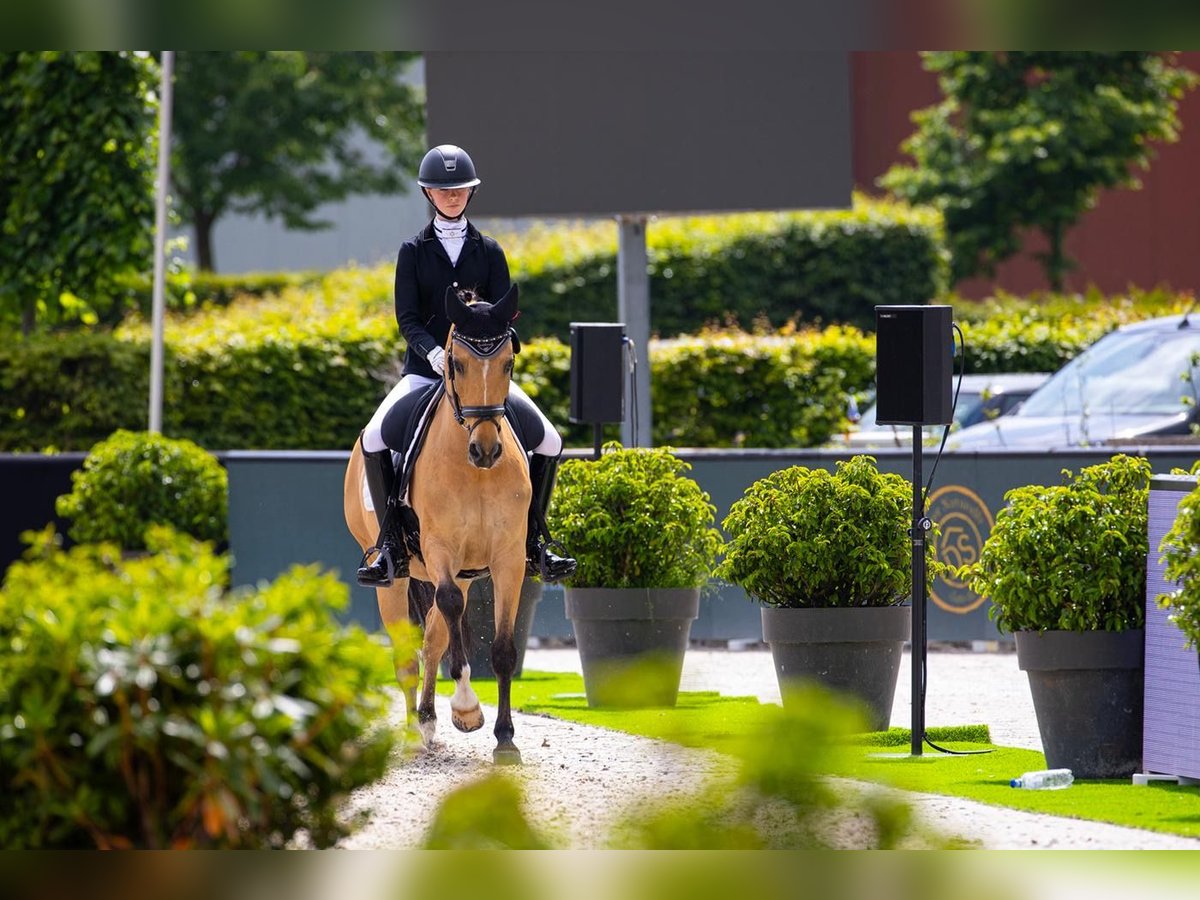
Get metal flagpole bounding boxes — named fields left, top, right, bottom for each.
left=148, top=50, right=175, bottom=434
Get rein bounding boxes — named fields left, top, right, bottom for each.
left=446, top=328, right=520, bottom=430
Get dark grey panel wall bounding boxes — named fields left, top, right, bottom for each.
left=220, top=447, right=1200, bottom=644
left=0, top=453, right=87, bottom=571
left=426, top=52, right=851, bottom=217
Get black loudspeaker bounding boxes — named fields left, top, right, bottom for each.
left=874, top=305, right=953, bottom=426
left=569, top=322, right=626, bottom=423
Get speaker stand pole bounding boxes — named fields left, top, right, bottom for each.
left=617, top=215, right=651, bottom=447
left=593, top=423, right=603, bottom=460
left=910, top=424, right=926, bottom=757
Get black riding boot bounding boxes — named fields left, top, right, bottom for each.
left=357, top=441, right=409, bottom=587
left=526, top=453, right=577, bottom=582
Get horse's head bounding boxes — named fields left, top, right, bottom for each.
left=444, top=284, right=520, bottom=469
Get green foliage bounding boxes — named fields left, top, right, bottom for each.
left=549, top=445, right=724, bottom=589
left=0, top=51, right=158, bottom=333
left=882, top=52, right=1198, bottom=288
left=419, top=682, right=943, bottom=850
left=609, top=684, right=936, bottom=849
left=499, top=197, right=949, bottom=339
left=169, top=52, right=424, bottom=270
left=55, top=430, right=227, bottom=551
left=962, top=454, right=1150, bottom=633
left=718, top=456, right=940, bottom=608
left=1157, top=480, right=1200, bottom=650
left=651, top=326, right=875, bottom=447
left=421, top=775, right=554, bottom=850
left=0, top=527, right=395, bottom=848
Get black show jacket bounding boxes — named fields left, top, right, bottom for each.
left=393, top=220, right=512, bottom=379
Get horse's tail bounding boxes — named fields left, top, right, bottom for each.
left=407, top=578, right=435, bottom=629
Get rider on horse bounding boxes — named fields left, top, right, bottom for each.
left=356, top=143, right=577, bottom=588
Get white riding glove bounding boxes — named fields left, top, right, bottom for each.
left=427, top=346, right=446, bottom=375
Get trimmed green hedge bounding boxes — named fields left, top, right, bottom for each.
left=0, top=327, right=872, bottom=452
left=111, top=269, right=325, bottom=322
left=61, top=198, right=945, bottom=340
left=651, top=327, right=875, bottom=448
left=501, top=198, right=949, bottom=338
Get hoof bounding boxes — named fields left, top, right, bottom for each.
left=452, top=706, right=485, bottom=733
left=415, top=712, right=437, bottom=747
left=493, top=745, right=522, bottom=766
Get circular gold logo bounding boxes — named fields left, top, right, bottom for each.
left=926, top=484, right=994, bottom=614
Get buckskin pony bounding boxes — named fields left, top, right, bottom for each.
left=344, top=285, right=530, bottom=765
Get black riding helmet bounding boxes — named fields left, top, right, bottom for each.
left=419, top=144, right=480, bottom=221
left=418, top=144, right=481, bottom=190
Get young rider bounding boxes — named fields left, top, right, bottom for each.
left=356, top=143, right=576, bottom=587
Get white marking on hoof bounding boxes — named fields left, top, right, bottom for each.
left=450, top=664, right=479, bottom=713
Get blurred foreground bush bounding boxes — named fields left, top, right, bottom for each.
left=420, top=683, right=952, bottom=850
left=0, top=528, right=396, bottom=848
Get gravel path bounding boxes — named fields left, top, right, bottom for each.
left=339, top=646, right=1200, bottom=850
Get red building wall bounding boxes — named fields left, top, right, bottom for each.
left=850, top=52, right=1200, bottom=299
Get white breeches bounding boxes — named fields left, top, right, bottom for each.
left=362, top=375, right=562, bottom=457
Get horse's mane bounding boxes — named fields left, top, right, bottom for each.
left=457, top=287, right=484, bottom=307
left=451, top=287, right=515, bottom=342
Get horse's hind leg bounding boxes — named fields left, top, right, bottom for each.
left=376, top=580, right=419, bottom=731
left=433, top=575, right=484, bottom=734
left=490, top=563, right=525, bottom=765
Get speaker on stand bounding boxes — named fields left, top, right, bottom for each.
left=875, top=305, right=953, bottom=757
left=569, top=322, right=627, bottom=458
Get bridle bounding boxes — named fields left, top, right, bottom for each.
left=445, top=327, right=521, bottom=433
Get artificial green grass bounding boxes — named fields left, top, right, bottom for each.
left=439, top=670, right=1200, bottom=840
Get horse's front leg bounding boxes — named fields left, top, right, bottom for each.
left=427, top=559, right=484, bottom=734
left=416, top=597, right=448, bottom=747
left=490, top=562, right=525, bottom=765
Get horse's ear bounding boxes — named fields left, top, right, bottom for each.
left=491, top=283, right=519, bottom=325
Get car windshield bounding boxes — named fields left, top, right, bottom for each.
left=1018, top=327, right=1200, bottom=418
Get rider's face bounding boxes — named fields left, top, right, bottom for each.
left=429, top=187, right=469, bottom=218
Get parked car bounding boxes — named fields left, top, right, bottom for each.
left=949, top=314, right=1200, bottom=450
left=837, top=373, right=1049, bottom=450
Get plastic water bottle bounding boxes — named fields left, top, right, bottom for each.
left=1010, top=768, right=1074, bottom=790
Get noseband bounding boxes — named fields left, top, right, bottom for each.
left=446, top=328, right=521, bottom=431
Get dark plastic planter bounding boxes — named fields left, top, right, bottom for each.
left=564, top=587, right=700, bottom=708
left=1015, top=629, right=1145, bottom=779
left=440, top=576, right=543, bottom=680
left=761, top=605, right=911, bottom=732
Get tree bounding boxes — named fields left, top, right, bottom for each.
left=881, top=52, right=1198, bottom=290
left=0, top=51, right=158, bottom=334
left=169, top=52, right=425, bottom=271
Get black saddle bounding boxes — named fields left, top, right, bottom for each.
left=378, top=380, right=544, bottom=578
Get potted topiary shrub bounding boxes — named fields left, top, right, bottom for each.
left=718, top=455, right=935, bottom=731
left=961, top=454, right=1150, bottom=779
left=547, top=444, right=724, bottom=707
left=56, top=429, right=227, bottom=552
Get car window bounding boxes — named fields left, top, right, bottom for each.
left=1019, top=328, right=1200, bottom=418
